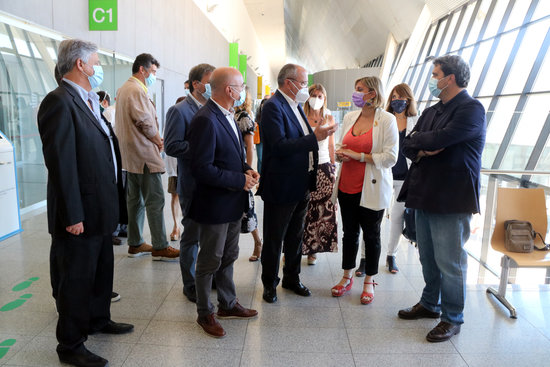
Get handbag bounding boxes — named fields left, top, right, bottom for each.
left=504, top=220, right=549, bottom=253
left=402, top=208, right=416, bottom=244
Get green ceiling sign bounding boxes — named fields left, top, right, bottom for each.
left=89, top=0, right=118, bottom=31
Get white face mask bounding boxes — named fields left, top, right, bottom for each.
left=308, top=96, right=324, bottom=110
left=290, top=80, right=310, bottom=103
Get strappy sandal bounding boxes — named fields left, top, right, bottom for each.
left=360, top=280, right=378, bottom=305
left=331, top=276, right=353, bottom=297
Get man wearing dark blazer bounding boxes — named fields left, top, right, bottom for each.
left=258, top=64, right=336, bottom=303
left=38, top=39, right=133, bottom=367
left=187, top=67, right=258, bottom=338
left=164, top=63, right=215, bottom=303
left=397, top=55, right=486, bottom=343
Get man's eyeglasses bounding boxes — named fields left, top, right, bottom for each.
left=289, top=78, right=308, bottom=88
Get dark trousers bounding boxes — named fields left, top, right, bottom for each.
left=179, top=199, right=200, bottom=293
left=50, top=233, right=113, bottom=351
left=261, top=199, right=308, bottom=288
left=195, top=219, right=241, bottom=317
left=338, top=190, right=384, bottom=275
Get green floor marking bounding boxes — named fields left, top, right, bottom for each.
left=0, top=294, right=32, bottom=312
left=11, top=277, right=39, bottom=292
left=0, top=338, right=16, bottom=359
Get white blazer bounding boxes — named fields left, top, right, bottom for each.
left=331, top=108, right=399, bottom=211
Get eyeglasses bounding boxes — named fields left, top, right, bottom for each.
left=229, top=84, right=246, bottom=90
left=289, top=78, right=308, bottom=88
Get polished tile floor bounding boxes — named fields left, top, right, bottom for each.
left=1, top=194, right=550, bottom=367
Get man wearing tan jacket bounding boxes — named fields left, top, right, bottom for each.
left=115, top=53, right=179, bottom=261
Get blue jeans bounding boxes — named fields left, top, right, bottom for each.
left=416, top=210, right=471, bottom=325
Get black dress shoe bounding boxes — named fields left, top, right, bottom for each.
left=263, top=287, right=277, bottom=303
left=57, top=347, right=108, bottom=367
left=94, top=320, right=134, bottom=334
left=281, top=281, right=311, bottom=297
left=183, top=286, right=197, bottom=303
left=398, top=303, right=441, bottom=320
left=426, top=321, right=461, bottom=342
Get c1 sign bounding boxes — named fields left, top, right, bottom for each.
left=89, top=0, right=118, bottom=31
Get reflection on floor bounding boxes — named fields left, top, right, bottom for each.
left=1, top=196, right=550, bottom=367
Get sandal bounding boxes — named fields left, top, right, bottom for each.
left=249, top=240, right=262, bottom=262
left=387, top=255, right=399, bottom=273
left=331, top=276, right=353, bottom=297
left=360, top=281, right=378, bottom=305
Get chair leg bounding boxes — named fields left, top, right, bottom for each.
left=486, top=255, right=517, bottom=319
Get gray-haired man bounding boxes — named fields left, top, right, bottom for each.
left=38, top=39, right=133, bottom=367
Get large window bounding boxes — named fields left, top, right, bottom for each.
left=401, top=0, right=550, bottom=180
left=0, top=18, right=132, bottom=210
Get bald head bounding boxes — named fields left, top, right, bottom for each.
left=210, top=67, right=242, bottom=92
left=210, top=67, right=244, bottom=109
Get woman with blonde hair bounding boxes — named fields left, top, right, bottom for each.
left=234, top=88, right=263, bottom=261
left=331, top=76, right=398, bottom=304
left=301, top=84, right=338, bottom=265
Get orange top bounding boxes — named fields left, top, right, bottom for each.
left=339, top=128, right=373, bottom=194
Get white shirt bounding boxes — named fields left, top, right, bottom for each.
left=188, top=92, right=204, bottom=109
left=279, top=89, right=314, bottom=171
left=211, top=98, right=240, bottom=141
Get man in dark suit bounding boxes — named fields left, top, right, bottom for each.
left=38, top=39, right=133, bottom=367
left=397, top=55, right=486, bottom=342
left=164, top=63, right=215, bottom=303
left=187, top=67, right=259, bottom=338
left=258, top=64, right=336, bottom=303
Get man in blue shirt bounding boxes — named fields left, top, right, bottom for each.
left=397, top=55, right=486, bottom=342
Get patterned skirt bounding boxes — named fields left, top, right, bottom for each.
left=302, top=162, right=338, bottom=255
left=241, top=190, right=258, bottom=233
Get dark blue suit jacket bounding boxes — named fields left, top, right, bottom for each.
left=187, top=99, right=251, bottom=224
left=257, top=90, right=319, bottom=204
left=398, top=90, right=486, bottom=214
left=164, top=96, right=201, bottom=216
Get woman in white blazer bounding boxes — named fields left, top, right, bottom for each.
left=355, top=83, right=419, bottom=276
left=330, top=76, right=398, bottom=305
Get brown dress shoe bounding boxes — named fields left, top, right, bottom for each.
left=216, top=302, right=258, bottom=319
left=152, top=246, right=180, bottom=261
left=197, top=314, right=226, bottom=338
left=398, top=303, right=441, bottom=320
left=128, top=243, right=153, bottom=257
left=426, top=321, right=461, bottom=342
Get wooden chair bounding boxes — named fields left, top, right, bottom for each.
left=487, top=187, right=550, bottom=318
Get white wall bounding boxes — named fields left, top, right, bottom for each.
left=0, top=0, right=230, bottom=118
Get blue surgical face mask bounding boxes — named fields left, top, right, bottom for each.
left=390, top=99, right=407, bottom=114
left=428, top=76, right=448, bottom=98
left=145, top=72, right=156, bottom=87
left=83, top=64, right=103, bottom=89
left=183, top=89, right=190, bottom=97
left=202, top=83, right=212, bottom=99
left=231, top=87, right=246, bottom=107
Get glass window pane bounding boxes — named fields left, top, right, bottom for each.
left=419, top=25, right=437, bottom=62
left=431, top=19, right=448, bottom=55
left=532, top=37, right=550, bottom=93
left=502, top=18, right=550, bottom=94
left=0, top=24, right=12, bottom=50
left=451, top=3, right=476, bottom=51
left=441, top=11, right=460, bottom=53
left=466, top=0, right=493, bottom=45
left=505, top=0, right=531, bottom=31
left=459, top=46, right=474, bottom=66
left=479, top=30, right=518, bottom=96
left=468, top=39, right=493, bottom=94
left=500, top=94, right=550, bottom=169
left=533, top=0, right=550, bottom=21
left=483, top=95, right=519, bottom=167
left=484, top=0, right=512, bottom=39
